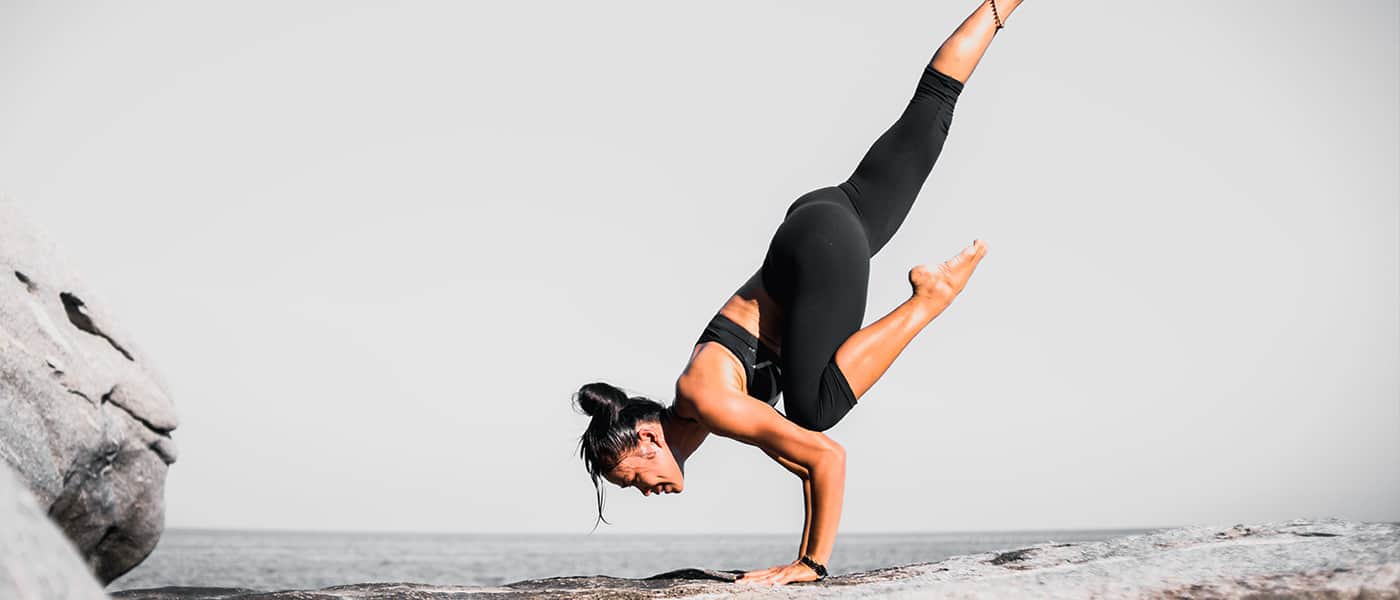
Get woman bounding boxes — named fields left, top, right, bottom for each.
left=573, top=0, right=1022, bottom=586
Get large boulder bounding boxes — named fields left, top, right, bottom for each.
left=0, top=199, right=177, bottom=584
left=1, top=461, right=111, bottom=600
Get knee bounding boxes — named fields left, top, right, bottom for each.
left=785, top=403, right=840, bottom=433
left=785, top=364, right=859, bottom=432
left=784, top=394, right=850, bottom=433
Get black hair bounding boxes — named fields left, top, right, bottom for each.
left=572, top=381, right=672, bottom=530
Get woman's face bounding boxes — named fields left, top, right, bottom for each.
left=604, top=425, right=684, bottom=496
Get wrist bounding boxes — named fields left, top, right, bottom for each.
left=798, top=554, right=828, bottom=579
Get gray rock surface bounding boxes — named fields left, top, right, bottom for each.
left=110, top=519, right=1399, bottom=599
left=1, top=199, right=177, bottom=583
left=1, top=461, right=111, bottom=600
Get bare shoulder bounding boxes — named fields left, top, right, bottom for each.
left=673, top=342, right=742, bottom=420
left=676, top=346, right=838, bottom=462
left=679, top=342, right=745, bottom=392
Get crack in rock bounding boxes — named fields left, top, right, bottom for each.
left=102, top=387, right=178, bottom=466
left=104, top=386, right=176, bottom=435
left=1216, top=524, right=1258, bottom=540
left=990, top=547, right=1037, bottom=566
left=60, top=292, right=134, bottom=361
left=65, top=388, right=94, bottom=405
left=14, top=269, right=37, bottom=292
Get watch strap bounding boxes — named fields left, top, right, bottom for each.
left=798, top=554, right=828, bottom=579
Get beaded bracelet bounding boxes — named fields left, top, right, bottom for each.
left=799, top=555, right=829, bottom=580
left=990, top=0, right=1005, bottom=30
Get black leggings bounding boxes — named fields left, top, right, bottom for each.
left=759, top=61, right=964, bottom=432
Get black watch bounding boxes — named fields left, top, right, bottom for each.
left=798, top=554, right=828, bottom=579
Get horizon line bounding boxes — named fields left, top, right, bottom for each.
left=161, top=523, right=1185, bottom=537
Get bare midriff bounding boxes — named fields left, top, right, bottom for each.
left=715, top=270, right=785, bottom=357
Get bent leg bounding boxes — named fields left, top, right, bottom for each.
left=769, top=237, right=990, bottom=428
left=835, top=241, right=988, bottom=400
left=762, top=198, right=869, bottom=432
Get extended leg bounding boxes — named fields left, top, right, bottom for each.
left=765, top=0, right=1017, bottom=428
left=932, top=0, right=1026, bottom=85
left=834, top=241, right=988, bottom=400
left=838, top=0, right=1023, bottom=256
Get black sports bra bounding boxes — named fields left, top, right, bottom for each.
left=694, top=313, right=784, bottom=406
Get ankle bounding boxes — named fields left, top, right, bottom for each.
left=908, top=292, right=951, bottom=322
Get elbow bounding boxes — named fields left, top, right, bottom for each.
left=819, top=440, right=846, bottom=474
left=828, top=439, right=846, bottom=461
left=795, top=440, right=845, bottom=483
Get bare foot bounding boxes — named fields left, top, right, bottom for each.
left=909, top=239, right=989, bottom=306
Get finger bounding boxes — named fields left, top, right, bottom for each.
left=741, top=568, right=773, bottom=579
left=961, top=238, right=988, bottom=262
left=741, top=567, right=773, bottom=578
left=942, top=244, right=977, bottom=272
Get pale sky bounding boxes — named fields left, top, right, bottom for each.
left=1, top=1, right=1396, bottom=535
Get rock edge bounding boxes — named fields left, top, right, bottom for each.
left=110, top=518, right=1399, bottom=599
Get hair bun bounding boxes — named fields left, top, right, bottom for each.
left=574, top=382, right=629, bottom=421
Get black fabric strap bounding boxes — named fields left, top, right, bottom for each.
left=798, top=555, right=828, bottom=579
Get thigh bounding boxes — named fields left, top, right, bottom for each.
left=759, top=195, right=870, bottom=423
left=762, top=186, right=870, bottom=306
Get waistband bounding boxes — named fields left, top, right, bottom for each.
left=698, top=313, right=757, bottom=359
left=704, top=313, right=783, bottom=358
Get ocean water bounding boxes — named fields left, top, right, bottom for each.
left=106, top=527, right=1153, bottom=593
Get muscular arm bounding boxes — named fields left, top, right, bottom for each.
left=763, top=447, right=815, bottom=558
left=683, top=372, right=846, bottom=566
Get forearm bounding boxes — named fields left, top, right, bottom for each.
left=763, top=446, right=817, bottom=557
left=800, top=448, right=847, bottom=564
left=798, top=477, right=813, bottom=557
